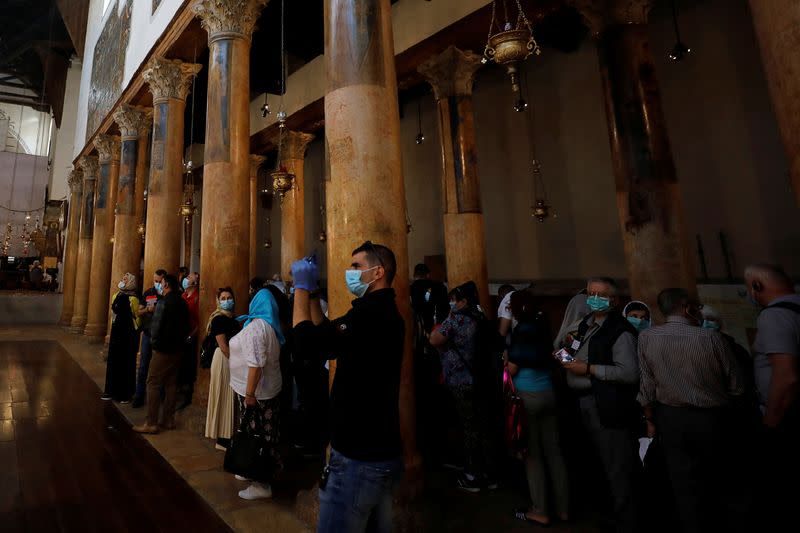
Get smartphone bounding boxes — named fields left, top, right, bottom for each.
left=555, top=348, right=574, bottom=363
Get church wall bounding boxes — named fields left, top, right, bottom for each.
left=49, top=59, right=83, bottom=201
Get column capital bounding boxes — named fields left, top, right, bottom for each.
left=78, top=155, right=99, bottom=178
left=279, top=131, right=315, bottom=161
left=68, top=168, right=84, bottom=194
left=143, top=57, right=202, bottom=103
left=571, top=0, right=653, bottom=36
left=113, top=104, right=152, bottom=139
left=192, top=0, right=269, bottom=42
left=93, top=134, right=121, bottom=163
left=418, top=46, right=483, bottom=100
left=249, top=154, right=267, bottom=178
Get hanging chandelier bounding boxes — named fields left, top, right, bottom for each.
left=263, top=216, right=272, bottom=248
left=482, top=0, right=541, bottom=111
left=668, top=0, right=691, bottom=62
left=270, top=0, right=295, bottom=203
left=179, top=47, right=199, bottom=220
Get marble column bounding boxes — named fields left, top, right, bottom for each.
left=418, top=46, right=491, bottom=315
left=249, top=154, right=266, bottom=280
left=194, top=0, right=267, bottom=326
left=749, top=0, right=800, bottom=205
left=110, top=105, right=151, bottom=303
left=278, top=131, right=314, bottom=282
left=71, top=156, right=99, bottom=332
left=325, top=0, right=415, bottom=454
left=58, top=168, right=84, bottom=326
left=84, top=135, right=120, bottom=340
left=574, top=0, right=695, bottom=309
left=142, top=56, right=201, bottom=280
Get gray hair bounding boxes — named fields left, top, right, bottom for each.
left=587, top=277, right=619, bottom=295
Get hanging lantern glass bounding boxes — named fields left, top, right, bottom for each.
left=137, top=222, right=146, bottom=242
left=529, top=159, right=551, bottom=222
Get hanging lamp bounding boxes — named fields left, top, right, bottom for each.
left=668, top=0, right=691, bottom=62
left=179, top=47, right=199, bottom=220
left=270, top=0, right=295, bottom=202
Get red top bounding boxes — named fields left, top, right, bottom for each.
left=182, top=289, right=199, bottom=334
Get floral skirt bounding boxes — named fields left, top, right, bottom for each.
left=235, top=393, right=283, bottom=477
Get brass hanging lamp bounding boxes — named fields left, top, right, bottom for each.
left=482, top=0, right=541, bottom=112
left=270, top=0, right=295, bottom=203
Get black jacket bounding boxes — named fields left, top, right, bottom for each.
left=294, top=288, right=405, bottom=461
left=150, top=291, right=190, bottom=354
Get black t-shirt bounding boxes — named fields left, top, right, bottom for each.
left=209, top=314, right=240, bottom=342
left=410, top=279, right=449, bottom=332
left=294, top=288, right=405, bottom=461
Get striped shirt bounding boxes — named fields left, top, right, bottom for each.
left=638, top=316, right=743, bottom=408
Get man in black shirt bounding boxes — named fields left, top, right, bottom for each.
left=132, top=268, right=166, bottom=407
left=291, top=242, right=406, bottom=533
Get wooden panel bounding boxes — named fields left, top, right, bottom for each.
left=56, top=0, right=90, bottom=58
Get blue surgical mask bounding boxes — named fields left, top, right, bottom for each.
left=345, top=266, right=377, bottom=298
left=702, top=319, right=720, bottom=331
left=219, top=299, right=234, bottom=312
left=182, top=278, right=190, bottom=290
left=449, top=301, right=457, bottom=312
left=587, top=295, right=611, bottom=312
left=627, top=316, right=650, bottom=332
left=424, top=289, right=431, bottom=302
left=154, top=282, right=162, bottom=294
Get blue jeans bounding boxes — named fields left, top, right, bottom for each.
left=318, top=448, right=402, bottom=533
left=134, top=332, right=152, bottom=401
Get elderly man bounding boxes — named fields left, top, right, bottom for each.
left=638, top=288, right=743, bottom=533
left=557, top=277, right=641, bottom=533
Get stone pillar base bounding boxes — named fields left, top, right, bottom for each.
left=83, top=323, right=107, bottom=340
left=70, top=316, right=87, bottom=332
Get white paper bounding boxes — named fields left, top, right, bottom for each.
left=638, top=437, right=653, bottom=464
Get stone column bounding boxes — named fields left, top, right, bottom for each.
left=71, top=156, right=99, bottom=332
left=194, top=0, right=267, bottom=326
left=249, top=154, right=266, bottom=280
left=84, top=135, right=120, bottom=340
left=110, top=105, right=151, bottom=301
left=418, top=46, right=491, bottom=315
left=574, top=0, right=695, bottom=309
left=142, top=56, right=202, bottom=281
left=325, top=0, right=415, bottom=455
left=749, top=0, right=800, bottom=205
left=58, top=168, right=84, bottom=326
left=278, top=131, right=314, bottom=282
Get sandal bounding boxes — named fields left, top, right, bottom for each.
left=513, top=508, right=551, bottom=527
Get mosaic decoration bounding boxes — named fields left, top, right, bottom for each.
left=86, top=0, right=133, bottom=143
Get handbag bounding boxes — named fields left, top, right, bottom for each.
left=223, top=407, right=278, bottom=481
left=199, top=333, right=217, bottom=369
left=503, top=366, right=528, bottom=460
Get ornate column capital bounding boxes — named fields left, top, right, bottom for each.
left=279, top=131, right=315, bottom=161
left=93, top=134, right=121, bottom=163
left=192, top=0, right=269, bottom=42
left=249, top=154, right=267, bottom=178
left=113, top=104, right=152, bottom=139
left=68, top=169, right=84, bottom=194
left=418, top=46, right=483, bottom=101
left=78, top=155, right=99, bottom=179
left=142, top=57, right=202, bottom=103
left=571, top=0, right=653, bottom=36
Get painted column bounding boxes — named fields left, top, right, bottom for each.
left=325, top=0, right=415, bottom=456
left=574, top=0, right=695, bottom=308
left=418, top=46, right=491, bottom=315
left=84, top=135, right=120, bottom=340
left=194, top=0, right=267, bottom=326
left=110, top=105, right=151, bottom=301
left=71, top=157, right=99, bottom=332
left=59, top=168, right=84, bottom=326
left=249, top=154, right=266, bottom=280
left=278, top=131, right=314, bottom=282
left=141, top=57, right=202, bottom=280
left=749, top=0, right=800, bottom=205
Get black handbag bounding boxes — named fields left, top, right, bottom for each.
left=199, top=334, right=216, bottom=369
left=223, top=408, right=278, bottom=481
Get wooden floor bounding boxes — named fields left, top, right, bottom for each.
left=0, top=340, right=232, bottom=533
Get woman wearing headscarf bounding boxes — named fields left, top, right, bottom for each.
left=622, top=300, right=652, bottom=334
left=102, top=272, right=141, bottom=402
left=205, top=287, right=241, bottom=450
left=228, top=288, right=285, bottom=500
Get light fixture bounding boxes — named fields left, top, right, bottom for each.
left=415, top=99, right=425, bottom=144
left=270, top=0, right=295, bottom=204
left=137, top=222, right=146, bottom=242
left=668, top=0, right=691, bottom=62
left=318, top=175, right=327, bottom=242
left=482, top=0, right=541, bottom=111
left=518, top=69, right=552, bottom=222
left=260, top=94, right=270, bottom=117
left=263, top=216, right=272, bottom=248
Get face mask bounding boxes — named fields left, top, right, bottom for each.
left=345, top=266, right=377, bottom=298
left=449, top=301, right=458, bottom=312
left=627, top=316, right=650, bottom=332
left=118, top=280, right=126, bottom=290
left=587, top=295, right=611, bottom=312
left=182, top=278, right=190, bottom=290
left=219, top=299, right=235, bottom=312
left=154, top=282, right=162, bottom=294
left=702, top=319, right=720, bottom=331
left=424, top=289, right=431, bottom=302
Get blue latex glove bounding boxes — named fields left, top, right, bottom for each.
left=291, top=256, right=319, bottom=291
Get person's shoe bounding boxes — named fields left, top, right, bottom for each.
left=238, top=483, right=272, bottom=500
left=215, top=443, right=227, bottom=451
left=131, top=398, right=144, bottom=408
left=119, top=399, right=131, bottom=405
left=457, top=474, right=482, bottom=493
left=234, top=475, right=251, bottom=481
left=132, top=424, right=159, bottom=434
left=100, top=394, right=112, bottom=401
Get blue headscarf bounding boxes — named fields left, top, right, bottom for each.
left=237, top=288, right=285, bottom=346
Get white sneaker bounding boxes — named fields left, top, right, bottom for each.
left=234, top=475, right=250, bottom=481
left=238, top=483, right=272, bottom=500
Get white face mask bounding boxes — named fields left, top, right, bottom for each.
left=118, top=281, right=126, bottom=290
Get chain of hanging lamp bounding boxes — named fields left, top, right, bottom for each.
left=271, top=0, right=294, bottom=203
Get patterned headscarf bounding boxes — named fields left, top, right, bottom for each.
left=120, top=272, right=137, bottom=294
left=236, top=288, right=285, bottom=345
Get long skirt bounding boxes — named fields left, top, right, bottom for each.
left=235, top=393, right=283, bottom=480
left=104, top=319, right=138, bottom=401
left=205, top=347, right=234, bottom=440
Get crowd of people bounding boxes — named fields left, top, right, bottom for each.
left=97, top=247, right=798, bottom=533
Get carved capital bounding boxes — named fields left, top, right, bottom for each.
left=249, top=154, right=267, bottom=178
left=78, top=155, right=99, bottom=179
left=418, top=46, right=483, bottom=100
left=279, top=131, right=315, bottom=161
left=571, top=0, right=652, bottom=36
left=68, top=169, right=84, bottom=194
left=113, top=104, right=152, bottom=139
left=192, top=0, right=269, bottom=41
left=143, top=57, right=202, bottom=103
left=93, top=134, right=121, bottom=163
